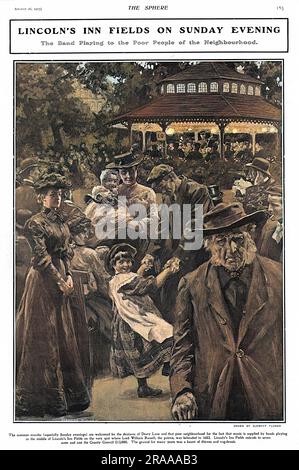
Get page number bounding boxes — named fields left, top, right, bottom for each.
left=277, top=5, right=284, bottom=10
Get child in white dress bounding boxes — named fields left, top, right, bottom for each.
left=107, top=243, right=179, bottom=398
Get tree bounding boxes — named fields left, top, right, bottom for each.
left=16, top=63, right=94, bottom=161
left=234, top=60, right=282, bottom=106
left=65, top=61, right=189, bottom=114
left=57, top=62, right=191, bottom=163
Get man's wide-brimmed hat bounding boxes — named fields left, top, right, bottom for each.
left=203, top=202, right=267, bottom=236
left=106, top=152, right=144, bottom=169
left=105, top=243, right=137, bottom=274
left=147, top=164, right=174, bottom=185
left=34, top=172, right=71, bottom=191
left=245, top=157, right=272, bottom=178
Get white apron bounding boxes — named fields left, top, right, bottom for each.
left=109, top=272, right=173, bottom=343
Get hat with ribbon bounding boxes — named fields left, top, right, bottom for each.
left=106, top=152, right=144, bottom=169
left=34, top=172, right=71, bottom=192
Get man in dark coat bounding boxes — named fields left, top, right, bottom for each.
left=187, top=143, right=204, bottom=161
left=242, top=157, right=275, bottom=214
left=147, top=164, right=213, bottom=323
left=257, top=185, right=283, bottom=262
left=170, top=202, right=283, bottom=421
left=147, top=164, right=213, bottom=266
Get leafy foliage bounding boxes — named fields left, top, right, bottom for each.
left=16, top=63, right=94, bottom=158
left=234, top=61, right=282, bottom=106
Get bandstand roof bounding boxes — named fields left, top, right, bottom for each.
left=109, top=93, right=281, bottom=125
left=160, top=62, right=262, bottom=84
left=108, top=62, right=281, bottom=126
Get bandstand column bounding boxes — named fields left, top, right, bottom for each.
left=160, top=121, right=167, bottom=157
left=219, top=121, right=226, bottom=159
left=276, top=125, right=281, bottom=159
left=127, top=120, right=133, bottom=146
left=141, top=129, right=146, bottom=152
left=252, top=132, right=256, bottom=156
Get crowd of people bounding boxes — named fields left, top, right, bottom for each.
left=17, top=142, right=113, bottom=191
left=144, top=132, right=262, bottom=164
left=15, top=145, right=283, bottom=421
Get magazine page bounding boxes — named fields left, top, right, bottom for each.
left=0, top=0, right=298, bottom=455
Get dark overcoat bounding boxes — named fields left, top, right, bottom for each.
left=163, top=176, right=213, bottom=264
left=243, top=179, right=273, bottom=214
left=158, top=177, right=213, bottom=323
left=257, top=218, right=283, bottom=262
left=170, top=255, right=283, bottom=420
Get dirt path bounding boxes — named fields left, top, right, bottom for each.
left=88, top=372, right=172, bottom=421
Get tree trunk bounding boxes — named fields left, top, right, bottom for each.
left=50, top=121, right=63, bottom=153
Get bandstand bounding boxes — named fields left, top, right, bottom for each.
left=107, top=62, right=281, bottom=158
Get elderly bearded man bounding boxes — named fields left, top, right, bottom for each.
left=170, top=202, right=283, bottom=421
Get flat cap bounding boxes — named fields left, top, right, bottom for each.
left=146, top=164, right=174, bottom=185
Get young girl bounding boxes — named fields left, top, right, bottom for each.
left=107, top=243, right=179, bottom=398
